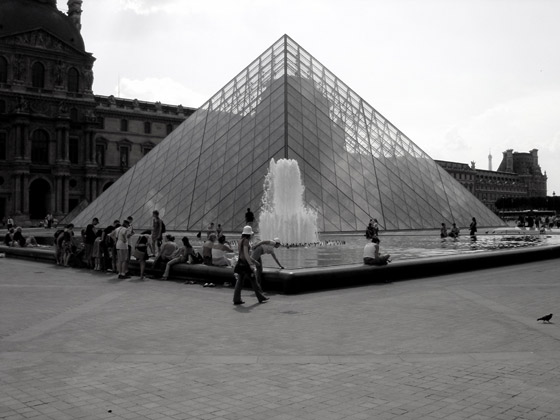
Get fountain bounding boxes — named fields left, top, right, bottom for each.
left=258, top=158, right=318, bottom=244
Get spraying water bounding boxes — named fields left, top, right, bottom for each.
left=258, top=158, right=318, bottom=244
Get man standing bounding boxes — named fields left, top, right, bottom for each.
left=83, top=217, right=99, bottom=268
left=152, top=210, right=163, bottom=256
left=115, top=219, right=132, bottom=279
left=125, top=216, right=135, bottom=273
left=245, top=208, right=255, bottom=227
left=207, top=222, right=215, bottom=238
left=251, top=237, right=284, bottom=289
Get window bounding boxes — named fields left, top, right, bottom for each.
left=119, top=146, right=129, bottom=168
left=120, top=119, right=128, bottom=132
left=0, top=132, right=6, bottom=160
left=31, top=129, right=49, bottom=164
left=31, top=62, right=45, bottom=88
left=69, top=137, right=79, bottom=164
left=95, top=144, right=105, bottom=166
left=67, top=67, right=79, bottom=93
left=144, top=121, right=151, bottom=134
left=166, top=123, right=173, bottom=135
left=0, top=100, right=5, bottom=114
left=70, top=108, right=79, bottom=122
left=0, top=56, right=7, bottom=83
left=143, top=146, right=153, bottom=156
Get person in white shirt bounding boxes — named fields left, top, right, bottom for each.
left=153, top=235, right=178, bottom=278
left=116, top=220, right=132, bottom=279
left=212, top=235, right=234, bottom=267
left=251, top=237, right=284, bottom=288
left=363, top=236, right=390, bottom=266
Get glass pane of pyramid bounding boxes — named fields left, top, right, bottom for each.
left=72, top=35, right=505, bottom=232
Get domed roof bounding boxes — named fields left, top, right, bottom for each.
left=0, top=0, right=85, bottom=52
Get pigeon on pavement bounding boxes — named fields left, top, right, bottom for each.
left=537, top=314, right=553, bottom=323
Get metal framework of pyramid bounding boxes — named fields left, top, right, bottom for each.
left=72, top=35, right=505, bottom=232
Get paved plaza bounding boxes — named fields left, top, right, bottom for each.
left=1, top=256, right=559, bottom=420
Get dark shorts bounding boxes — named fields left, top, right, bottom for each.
left=364, top=257, right=389, bottom=266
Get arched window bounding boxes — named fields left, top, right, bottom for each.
left=32, top=62, right=45, bottom=88
left=166, top=123, right=173, bottom=135
left=0, top=56, right=7, bottom=83
left=67, top=67, right=79, bottom=92
left=31, top=129, right=49, bottom=164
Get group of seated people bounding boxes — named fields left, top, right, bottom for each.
left=3, top=227, right=38, bottom=248
left=146, top=233, right=237, bottom=282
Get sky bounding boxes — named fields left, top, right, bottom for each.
left=63, top=0, right=560, bottom=195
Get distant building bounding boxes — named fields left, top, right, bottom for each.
left=436, top=149, right=547, bottom=212
left=0, top=0, right=194, bottom=225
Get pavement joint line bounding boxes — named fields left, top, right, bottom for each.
left=2, top=351, right=560, bottom=363
left=448, top=287, right=560, bottom=341
left=2, top=291, right=126, bottom=343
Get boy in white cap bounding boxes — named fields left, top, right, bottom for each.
left=251, top=237, right=284, bottom=289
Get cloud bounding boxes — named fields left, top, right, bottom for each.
left=440, top=88, right=560, bottom=193
left=118, top=0, right=178, bottom=14
left=117, top=77, right=208, bottom=108
left=459, top=88, right=560, bottom=154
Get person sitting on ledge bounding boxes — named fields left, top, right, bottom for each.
left=202, top=233, right=216, bottom=266
left=152, top=234, right=177, bottom=278
left=162, top=237, right=195, bottom=280
left=212, top=235, right=234, bottom=267
left=363, top=236, right=391, bottom=266
left=449, top=223, right=460, bottom=239
left=12, top=227, right=38, bottom=247
left=440, top=222, right=448, bottom=239
left=3, top=228, right=15, bottom=246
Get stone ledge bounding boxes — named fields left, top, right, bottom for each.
left=1, top=244, right=559, bottom=294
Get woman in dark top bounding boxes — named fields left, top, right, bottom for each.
left=232, top=226, right=268, bottom=305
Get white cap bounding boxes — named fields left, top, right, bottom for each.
left=273, top=237, right=281, bottom=244
left=242, top=225, right=254, bottom=235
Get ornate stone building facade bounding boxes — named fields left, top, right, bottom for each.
left=436, top=149, right=547, bottom=212
left=0, top=0, right=194, bottom=225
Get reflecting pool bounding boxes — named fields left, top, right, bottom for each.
left=259, top=230, right=560, bottom=269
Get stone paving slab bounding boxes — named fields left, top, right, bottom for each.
left=1, top=256, right=559, bottom=419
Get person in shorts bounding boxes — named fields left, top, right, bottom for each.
left=115, top=220, right=131, bottom=279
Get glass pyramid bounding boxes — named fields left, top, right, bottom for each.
left=72, top=35, right=505, bottom=232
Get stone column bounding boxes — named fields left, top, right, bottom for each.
left=55, top=176, right=63, bottom=214
left=85, top=130, right=95, bottom=164
left=85, top=175, right=91, bottom=202
left=13, top=174, right=21, bottom=214
left=56, top=126, right=63, bottom=161
left=91, top=178, right=98, bottom=201
left=63, top=176, right=69, bottom=214
left=22, top=174, right=30, bottom=215
left=63, top=129, right=69, bottom=161
left=23, top=124, right=31, bottom=161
